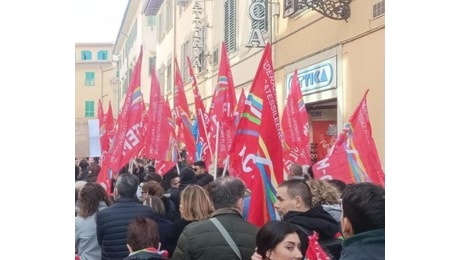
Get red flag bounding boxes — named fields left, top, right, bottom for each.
left=106, top=48, right=145, bottom=172
left=144, top=65, right=178, bottom=163
left=187, top=57, right=212, bottom=167
left=96, top=159, right=112, bottom=195
left=173, top=58, right=196, bottom=163
left=234, top=88, right=246, bottom=126
left=155, top=160, right=177, bottom=176
left=312, top=90, right=385, bottom=187
left=103, top=101, right=115, bottom=154
left=281, top=69, right=311, bottom=174
left=228, top=43, right=284, bottom=226
left=306, top=231, right=331, bottom=260
left=208, top=42, right=237, bottom=167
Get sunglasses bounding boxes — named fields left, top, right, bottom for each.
left=192, top=168, right=199, bottom=172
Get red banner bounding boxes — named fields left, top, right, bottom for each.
left=228, top=43, right=284, bottom=226
left=187, top=57, right=212, bottom=167
left=281, top=69, right=311, bottom=174
left=106, top=48, right=145, bottom=172
left=144, top=65, right=177, bottom=163
left=312, top=90, right=385, bottom=187
left=173, top=58, right=196, bottom=163
left=208, top=42, right=237, bottom=167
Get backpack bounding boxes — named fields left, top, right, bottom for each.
left=293, top=224, right=343, bottom=260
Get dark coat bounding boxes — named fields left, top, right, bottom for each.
left=166, top=187, right=181, bottom=213
left=162, top=196, right=179, bottom=222
left=172, top=208, right=259, bottom=260
left=284, top=206, right=340, bottom=257
left=196, top=172, right=214, bottom=187
left=340, top=228, right=385, bottom=260
left=165, top=218, right=192, bottom=256
left=96, top=197, right=158, bottom=260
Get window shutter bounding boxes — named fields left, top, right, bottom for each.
left=224, top=0, right=236, bottom=52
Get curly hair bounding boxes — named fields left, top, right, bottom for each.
left=78, top=182, right=111, bottom=218
left=142, top=181, right=164, bottom=197
left=307, top=179, right=340, bottom=207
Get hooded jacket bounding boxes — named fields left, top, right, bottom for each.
left=284, top=206, right=340, bottom=256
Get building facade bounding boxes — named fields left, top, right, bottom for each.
left=75, top=42, right=117, bottom=157
left=115, top=0, right=385, bottom=169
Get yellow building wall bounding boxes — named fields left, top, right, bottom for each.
left=273, top=0, right=385, bottom=169
left=342, top=28, right=385, bottom=169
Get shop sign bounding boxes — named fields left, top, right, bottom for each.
left=286, top=56, right=337, bottom=94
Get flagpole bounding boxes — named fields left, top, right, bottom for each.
left=213, top=121, right=220, bottom=177
left=222, top=155, right=229, bottom=177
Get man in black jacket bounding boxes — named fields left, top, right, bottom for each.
left=274, top=179, right=341, bottom=259
left=192, top=160, right=214, bottom=187
left=96, top=173, right=158, bottom=260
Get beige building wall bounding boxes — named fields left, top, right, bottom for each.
left=114, top=0, right=385, bottom=169
left=274, top=0, right=385, bottom=168
left=75, top=42, right=117, bottom=157
left=114, top=0, right=158, bottom=109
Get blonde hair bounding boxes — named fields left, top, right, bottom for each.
left=180, top=184, right=214, bottom=221
left=307, top=179, right=341, bottom=207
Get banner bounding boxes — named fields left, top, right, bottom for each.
left=228, top=43, right=284, bottom=226
left=312, top=90, right=385, bottom=187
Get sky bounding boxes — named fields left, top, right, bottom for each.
left=75, top=0, right=130, bottom=43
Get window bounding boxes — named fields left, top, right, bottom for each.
left=149, top=56, right=157, bottom=76
left=212, top=47, right=219, bottom=66
left=85, top=72, right=95, bottom=86
left=373, top=0, right=385, bottom=18
left=147, top=15, right=156, bottom=27
left=81, top=50, right=92, bottom=60
left=224, top=0, right=237, bottom=53
left=97, top=50, right=108, bottom=60
left=181, top=39, right=192, bottom=82
left=85, top=101, right=95, bottom=117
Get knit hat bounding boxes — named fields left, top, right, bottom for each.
left=180, top=167, right=197, bottom=185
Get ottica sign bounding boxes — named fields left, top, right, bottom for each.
left=286, top=56, right=337, bottom=94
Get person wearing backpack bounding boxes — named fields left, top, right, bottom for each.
left=339, top=182, right=384, bottom=260
left=274, top=179, right=341, bottom=259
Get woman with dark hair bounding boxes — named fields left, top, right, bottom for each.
left=75, top=182, right=112, bottom=260
left=253, top=221, right=303, bottom=260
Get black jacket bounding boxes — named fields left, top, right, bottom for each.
left=284, top=206, right=340, bottom=256
left=165, top=218, right=193, bottom=256
left=196, top=172, right=214, bottom=187
left=96, top=197, right=158, bottom=260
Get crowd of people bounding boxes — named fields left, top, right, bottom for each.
left=75, top=158, right=385, bottom=260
